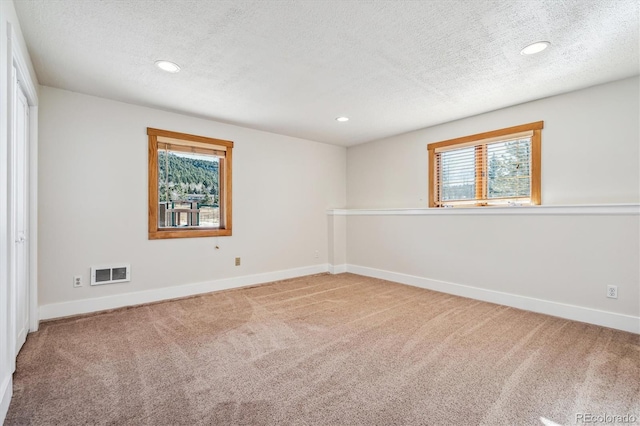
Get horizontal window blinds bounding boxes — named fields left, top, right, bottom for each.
left=427, top=121, right=542, bottom=208
left=437, top=147, right=476, bottom=202
left=435, top=137, right=532, bottom=206
left=157, top=141, right=226, bottom=157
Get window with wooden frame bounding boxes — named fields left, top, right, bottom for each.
left=148, top=128, right=233, bottom=239
left=428, top=121, right=542, bottom=207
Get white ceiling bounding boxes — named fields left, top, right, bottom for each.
left=13, top=0, right=640, bottom=147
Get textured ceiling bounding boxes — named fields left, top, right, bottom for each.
left=13, top=0, right=640, bottom=146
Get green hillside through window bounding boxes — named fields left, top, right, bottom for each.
left=158, top=151, right=219, bottom=205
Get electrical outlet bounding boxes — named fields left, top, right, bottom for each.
left=314, top=250, right=319, bottom=259
left=235, top=257, right=241, bottom=266
left=73, top=275, right=82, bottom=288
left=607, top=285, right=618, bottom=299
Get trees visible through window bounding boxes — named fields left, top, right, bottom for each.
left=157, top=151, right=220, bottom=227
left=148, top=128, right=233, bottom=239
left=428, top=121, right=542, bottom=207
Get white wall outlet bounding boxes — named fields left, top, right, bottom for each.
left=607, top=285, right=618, bottom=299
left=73, top=275, right=82, bottom=288
left=314, top=250, right=319, bottom=259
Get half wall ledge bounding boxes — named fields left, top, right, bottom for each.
left=327, top=204, right=640, bottom=216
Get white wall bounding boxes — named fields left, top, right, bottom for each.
left=346, top=212, right=639, bottom=317
left=38, top=87, right=346, bottom=312
left=343, top=77, right=640, bottom=330
left=1, top=0, right=39, bottom=422
left=327, top=214, right=347, bottom=272
left=348, top=77, right=640, bottom=208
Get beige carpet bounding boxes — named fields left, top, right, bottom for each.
left=6, top=273, right=640, bottom=425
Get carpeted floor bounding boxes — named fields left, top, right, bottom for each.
left=6, top=273, right=640, bottom=425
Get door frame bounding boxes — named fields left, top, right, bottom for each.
left=11, top=65, right=29, bottom=357
left=7, top=23, right=39, bottom=343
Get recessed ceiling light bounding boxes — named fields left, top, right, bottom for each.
left=520, top=41, right=550, bottom=55
left=335, top=117, right=349, bottom=122
left=155, top=60, right=181, bottom=73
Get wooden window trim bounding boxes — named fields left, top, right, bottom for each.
left=427, top=121, right=542, bottom=208
left=148, top=128, right=233, bottom=239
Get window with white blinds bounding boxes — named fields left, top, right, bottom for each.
left=428, top=121, right=542, bottom=207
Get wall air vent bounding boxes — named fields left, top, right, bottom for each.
left=90, top=264, right=131, bottom=286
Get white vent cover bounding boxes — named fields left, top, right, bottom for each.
left=90, top=264, right=131, bottom=286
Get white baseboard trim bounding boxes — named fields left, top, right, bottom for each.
left=329, top=264, right=347, bottom=274
left=347, top=265, right=640, bottom=334
left=0, top=375, right=12, bottom=425
left=39, top=264, right=329, bottom=321
left=37, top=262, right=639, bottom=333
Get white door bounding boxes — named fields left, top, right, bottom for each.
left=10, top=66, right=30, bottom=359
